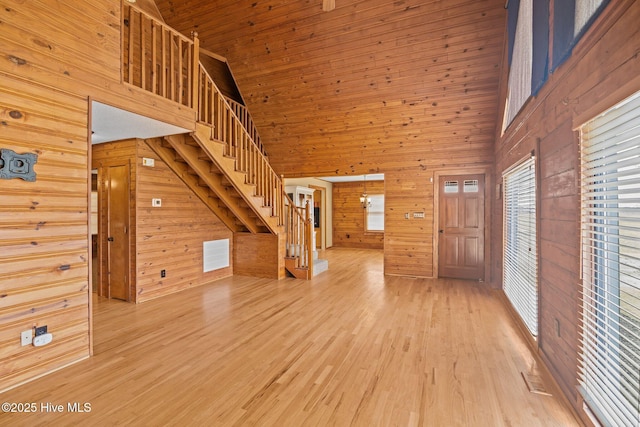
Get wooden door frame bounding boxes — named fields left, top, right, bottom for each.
left=96, top=161, right=132, bottom=301
left=309, top=184, right=326, bottom=250
left=433, top=166, right=492, bottom=282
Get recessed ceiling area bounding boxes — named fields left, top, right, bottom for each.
left=91, top=101, right=190, bottom=144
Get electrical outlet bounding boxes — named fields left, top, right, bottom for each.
left=160, top=269, right=166, bottom=278
left=35, top=325, right=47, bottom=336
left=21, top=330, right=33, bottom=346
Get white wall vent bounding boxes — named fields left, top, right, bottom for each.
left=203, top=239, right=230, bottom=272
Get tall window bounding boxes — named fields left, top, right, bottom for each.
left=579, top=90, right=640, bottom=426
left=366, top=194, right=384, bottom=232
left=503, top=157, right=538, bottom=336
left=503, top=0, right=533, bottom=130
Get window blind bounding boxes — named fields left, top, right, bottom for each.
left=503, top=0, right=532, bottom=130
left=579, top=90, right=640, bottom=427
left=503, top=157, right=538, bottom=336
left=366, top=194, right=384, bottom=231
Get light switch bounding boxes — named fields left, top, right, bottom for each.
left=152, top=198, right=162, bottom=207
left=142, top=157, right=155, bottom=167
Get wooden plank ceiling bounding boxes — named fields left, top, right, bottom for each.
left=155, top=0, right=507, bottom=177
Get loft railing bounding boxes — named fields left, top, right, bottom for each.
left=121, top=0, right=313, bottom=276
left=122, top=2, right=196, bottom=107
left=226, top=98, right=266, bottom=156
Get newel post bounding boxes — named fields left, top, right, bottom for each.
left=191, top=31, right=200, bottom=111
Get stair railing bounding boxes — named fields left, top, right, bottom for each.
left=122, top=2, right=195, bottom=108
left=226, top=98, right=266, bottom=156
left=285, top=201, right=313, bottom=272
left=122, top=1, right=313, bottom=275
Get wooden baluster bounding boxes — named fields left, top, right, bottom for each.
left=151, top=21, right=157, bottom=95
left=239, top=121, right=244, bottom=171
left=218, top=93, right=223, bottom=141
left=228, top=108, right=233, bottom=153
left=306, top=202, right=312, bottom=273
left=249, top=144, right=254, bottom=185
left=140, top=13, right=146, bottom=90
left=203, top=75, right=209, bottom=124
left=127, top=7, right=135, bottom=84
left=177, top=38, right=183, bottom=105
left=191, top=32, right=199, bottom=110
left=161, top=28, right=167, bottom=98
left=170, top=34, right=177, bottom=101
left=280, top=175, right=286, bottom=226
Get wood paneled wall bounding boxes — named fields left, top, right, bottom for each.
left=155, top=0, right=503, bottom=279
left=0, top=0, right=206, bottom=392
left=156, top=0, right=505, bottom=178
left=233, top=233, right=285, bottom=279
left=384, top=171, right=435, bottom=278
left=492, top=0, right=640, bottom=421
left=135, top=140, right=233, bottom=302
left=332, top=181, right=384, bottom=249
left=0, top=75, right=90, bottom=392
left=0, top=0, right=194, bottom=130
left=93, top=139, right=234, bottom=303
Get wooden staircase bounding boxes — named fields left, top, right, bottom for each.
left=123, top=1, right=314, bottom=279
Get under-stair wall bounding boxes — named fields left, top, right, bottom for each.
left=234, top=233, right=286, bottom=279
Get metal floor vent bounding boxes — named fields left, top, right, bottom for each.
left=521, top=371, right=552, bottom=396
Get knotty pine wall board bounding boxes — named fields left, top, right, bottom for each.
left=0, top=0, right=195, bottom=131
left=383, top=170, right=435, bottom=278
left=156, top=0, right=505, bottom=178
left=332, top=181, right=384, bottom=250
left=135, top=140, right=233, bottom=302
left=0, top=74, right=90, bottom=393
left=233, top=233, right=284, bottom=279
left=492, top=0, right=640, bottom=420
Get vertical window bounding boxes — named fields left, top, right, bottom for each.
left=579, top=91, right=640, bottom=426
left=503, top=0, right=533, bottom=130
left=575, top=0, right=606, bottom=36
left=552, top=0, right=609, bottom=71
left=366, top=194, right=384, bottom=232
left=503, top=157, right=538, bottom=336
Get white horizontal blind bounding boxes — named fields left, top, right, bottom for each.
left=579, top=91, right=640, bottom=427
left=366, top=194, right=384, bottom=231
left=503, top=157, right=538, bottom=336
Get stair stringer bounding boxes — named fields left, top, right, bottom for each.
left=191, top=123, right=283, bottom=236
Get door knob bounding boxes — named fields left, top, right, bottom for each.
left=107, top=236, right=114, bottom=242
left=439, top=230, right=443, bottom=233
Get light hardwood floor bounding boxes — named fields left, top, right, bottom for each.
left=1, top=248, right=580, bottom=426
